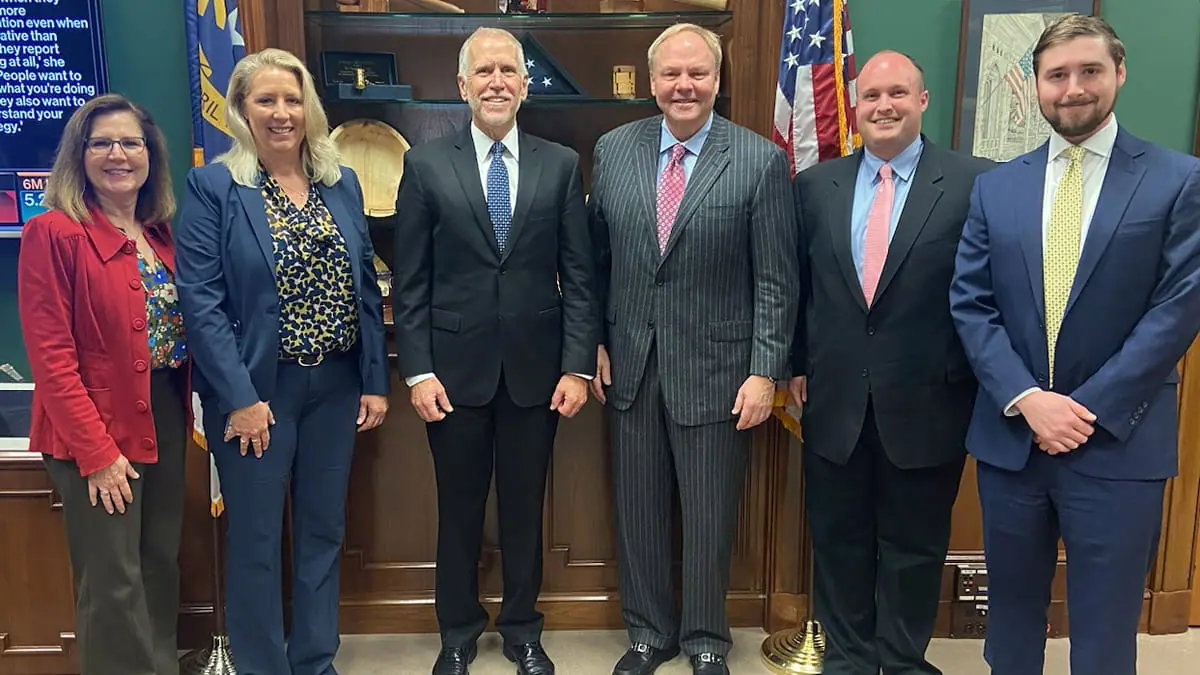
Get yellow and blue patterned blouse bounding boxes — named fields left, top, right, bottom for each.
left=260, top=173, right=359, bottom=359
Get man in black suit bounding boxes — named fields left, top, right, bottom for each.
left=392, top=26, right=597, bottom=675
left=789, top=51, right=994, bottom=675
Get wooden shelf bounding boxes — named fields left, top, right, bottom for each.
left=304, top=9, right=733, bottom=33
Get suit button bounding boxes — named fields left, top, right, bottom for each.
left=129, top=279, right=140, bottom=290
left=142, top=437, right=155, bottom=449
left=134, top=360, right=148, bottom=373
left=133, top=318, right=146, bottom=331
left=136, top=400, right=148, bottom=413
left=655, top=279, right=664, bottom=286
left=500, top=269, right=507, bottom=276
left=861, top=369, right=868, bottom=378
left=121, top=242, right=134, bottom=254
left=867, top=326, right=876, bottom=335
left=648, top=320, right=655, bottom=328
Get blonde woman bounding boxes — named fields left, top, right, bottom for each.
left=18, top=93, right=188, bottom=675
left=175, top=47, right=389, bottom=675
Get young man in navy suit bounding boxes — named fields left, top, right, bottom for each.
left=950, top=15, right=1200, bottom=675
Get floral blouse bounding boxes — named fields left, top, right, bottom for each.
left=260, top=173, right=358, bottom=358
left=137, top=253, right=187, bottom=369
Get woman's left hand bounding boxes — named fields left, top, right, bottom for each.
left=357, top=394, right=389, bottom=432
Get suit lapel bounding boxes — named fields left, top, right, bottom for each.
left=235, top=182, right=276, bottom=281
left=1065, top=133, right=1145, bottom=315
left=450, top=128, right=500, bottom=257
left=504, top=131, right=542, bottom=264
left=872, top=147, right=944, bottom=304
left=317, top=178, right=363, bottom=286
left=828, top=153, right=867, bottom=313
left=660, top=117, right=731, bottom=263
left=1018, top=144, right=1050, bottom=320
left=636, top=119, right=661, bottom=253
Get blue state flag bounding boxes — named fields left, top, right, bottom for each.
left=185, top=1, right=245, bottom=517
left=186, top=0, right=246, bottom=169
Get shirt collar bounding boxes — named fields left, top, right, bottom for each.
left=471, top=121, right=521, bottom=164
left=862, top=134, right=924, bottom=183
left=660, top=111, right=714, bottom=158
left=1048, top=114, right=1118, bottom=162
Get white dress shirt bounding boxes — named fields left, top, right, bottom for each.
left=1004, top=115, right=1119, bottom=415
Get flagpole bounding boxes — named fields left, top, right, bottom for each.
left=179, top=459, right=236, bottom=675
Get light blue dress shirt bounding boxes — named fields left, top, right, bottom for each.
left=850, top=136, right=924, bottom=282
left=657, top=112, right=714, bottom=184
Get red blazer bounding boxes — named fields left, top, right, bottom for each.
left=18, top=205, right=185, bottom=476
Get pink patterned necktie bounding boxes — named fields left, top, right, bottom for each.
left=656, top=144, right=687, bottom=253
left=861, top=162, right=894, bottom=306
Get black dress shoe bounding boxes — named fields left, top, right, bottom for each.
left=689, top=652, right=729, bottom=675
left=503, top=641, right=555, bottom=675
left=432, top=644, right=476, bottom=675
left=612, top=643, right=681, bottom=675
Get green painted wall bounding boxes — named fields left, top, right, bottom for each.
left=1, top=0, right=1197, bottom=379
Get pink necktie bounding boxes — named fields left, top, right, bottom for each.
left=861, top=163, right=894, bottom=306
left=656, top=144, right=687, bottom=253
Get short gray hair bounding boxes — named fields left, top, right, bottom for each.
left=458, top=27, right=528, bottom=78
left=647, top=23, right=723, bottom=74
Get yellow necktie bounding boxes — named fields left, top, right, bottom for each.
left=1044, top=145, right=1085, bottom=386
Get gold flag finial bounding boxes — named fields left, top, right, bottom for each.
left=761, top=619, right=825, bottom=674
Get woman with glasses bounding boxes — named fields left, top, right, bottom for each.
left=175, top=48, right=389, bottom=675
left=17, top=94, right=188, bottom=675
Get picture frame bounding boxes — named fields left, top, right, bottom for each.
left=952, top=0, right=1101, bottom=162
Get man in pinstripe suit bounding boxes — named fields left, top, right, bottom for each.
left=588, top=23, right=799, bottom=675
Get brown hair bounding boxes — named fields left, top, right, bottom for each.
left=1033, top=14, right=1126, bottom=75
left=43, top=94, right=175, bottom=225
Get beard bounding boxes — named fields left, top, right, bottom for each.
left=1042, top=94, right=1116, bottom=139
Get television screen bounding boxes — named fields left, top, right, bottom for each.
left=0, top=0, right=107, bottom=237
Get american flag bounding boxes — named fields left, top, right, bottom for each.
left=773, top=0, right=860, bottom=176
left=1003, top=49, right=1035, bottom=126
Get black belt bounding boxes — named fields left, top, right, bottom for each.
left=280, top=351, right=349, bottom=367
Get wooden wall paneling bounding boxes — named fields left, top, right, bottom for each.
left=176, top=441, right=221, bottom=650
left=1151, top=339, right=1200, bottom=633
left=0, top=453, right=76, bottom=675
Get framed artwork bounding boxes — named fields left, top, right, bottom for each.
left=952, top=0, right=1101, bottom=161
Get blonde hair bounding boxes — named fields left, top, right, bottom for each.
left=648, top=23, right=723, bottom=74
left=1033, top=14, right=1126, bottom=75
left=216, top=48, right=341, bottom=187
left=43, top=94, right=175, bottom=225
left=458, top=27, right=528, bottom=78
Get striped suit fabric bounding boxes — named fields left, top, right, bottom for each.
left=589, top=113, right=799, bottom=657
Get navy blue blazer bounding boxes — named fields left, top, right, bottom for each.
left=175, top=162, right=390, bottom=416
left=950, top=128, right=1200, bottom=480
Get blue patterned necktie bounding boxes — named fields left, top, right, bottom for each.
left=487, top=140, right=511, bottom=251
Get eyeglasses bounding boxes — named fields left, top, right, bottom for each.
left=85, top=137, right=147, bottom=155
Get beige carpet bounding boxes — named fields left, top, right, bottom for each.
left=330, top=627, right=1200, bottom=674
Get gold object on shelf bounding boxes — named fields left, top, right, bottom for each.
left=330, top=119, right=412, bottom=218
left=353, top=66, right=368, bottom=91
left=613, top=65, right=636, bottom=99
left=600, top=0, right=645, bottom=12
left=761, top=619, right=825, bottom=674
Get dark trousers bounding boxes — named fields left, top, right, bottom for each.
left=44, top=367, right=188, bottom=675
left=206, top=353, right=360, bottom=675
left=805, top=403, right=964, bottom=675
left=609, top=345, right=749, bottom=657
left=427, top=371, right=559, bottom=649
left=978, top=451, right=1164, bottom=675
